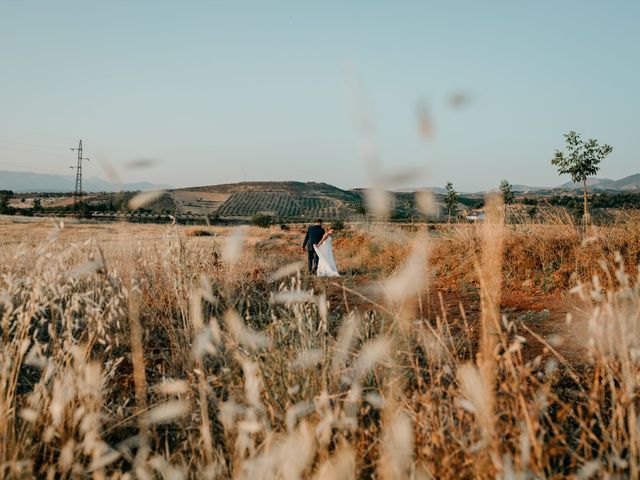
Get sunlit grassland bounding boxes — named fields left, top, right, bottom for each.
left=1, top=212, right=640, bottom=478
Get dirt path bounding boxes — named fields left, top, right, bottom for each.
left=314, top=274, right=591, bottom=367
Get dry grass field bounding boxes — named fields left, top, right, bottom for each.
left=1, top=209, right=640, bottom=478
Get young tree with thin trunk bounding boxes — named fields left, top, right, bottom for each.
left=444, top=181, right=459, bottom=222
left=499, top=179, right=514, bottom=222
left=499, top=180, right=514, bottom=206
left=401, top=198, right=415, bottom=225
left=551, top=131, right=612, bottom=223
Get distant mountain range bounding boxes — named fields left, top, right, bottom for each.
left=559, top=174, right=640, bottom=191
left=1, top=170, right=639, bottom=195
left=478, top=174, right=640, bottom=194
left=404, top=174, right=640, bottom=195
left=0, top=171, right=171, bottom=192
left=393, top=187, right=448, bottom=195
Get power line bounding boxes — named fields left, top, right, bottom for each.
left=0, top=137, right=68, bottom=151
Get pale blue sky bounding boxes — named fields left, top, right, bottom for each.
left=1, top=1, right=638, bottom=191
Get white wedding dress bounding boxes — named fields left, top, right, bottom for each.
left=314, top=236, right=340, bottom=277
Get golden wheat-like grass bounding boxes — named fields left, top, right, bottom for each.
left=1, top=215, right=640, bottom=478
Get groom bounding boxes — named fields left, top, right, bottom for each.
left=302, top=219, right=325, bottom=274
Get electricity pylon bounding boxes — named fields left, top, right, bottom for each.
left=70, top=140, right=89, bottom=210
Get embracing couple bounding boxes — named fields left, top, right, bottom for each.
left=302, top=219, right=340, bottom=277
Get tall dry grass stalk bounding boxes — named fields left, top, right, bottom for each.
left=475, top=193, right=504, bottom=472
left=1, top=217, right=640, bottom=477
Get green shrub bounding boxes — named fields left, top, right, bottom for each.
left=0, top=195, right=10, bottom=214
left=251, top=213, right=274, bottom=228
left=331, top=220, right=345, bottom=230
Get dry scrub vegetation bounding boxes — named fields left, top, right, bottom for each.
left=1, top=208, right=640, bottom=479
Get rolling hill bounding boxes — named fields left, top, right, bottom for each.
left=559, top=174, right=640, bottom=191
left=172, top=181, right=361, bottom=218
left=0, top=170, right=170, bottom=193
left=168, top=181, right=479, bottom=221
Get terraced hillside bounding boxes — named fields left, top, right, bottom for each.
left=216, top=191, right=345, bottom=219
left=86, top=192, right=178, bottom=213
left=171, top=181, right=360, bottom=220
left=144, top=192, right=178, bottom=212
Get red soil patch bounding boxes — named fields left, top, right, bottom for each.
left=315, top=272, right=590, bottom=368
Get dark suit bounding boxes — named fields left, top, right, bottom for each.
left=302, top=224, right=325, bottom=273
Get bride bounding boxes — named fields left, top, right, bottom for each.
left=314, top=229, right=340, bottom=277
